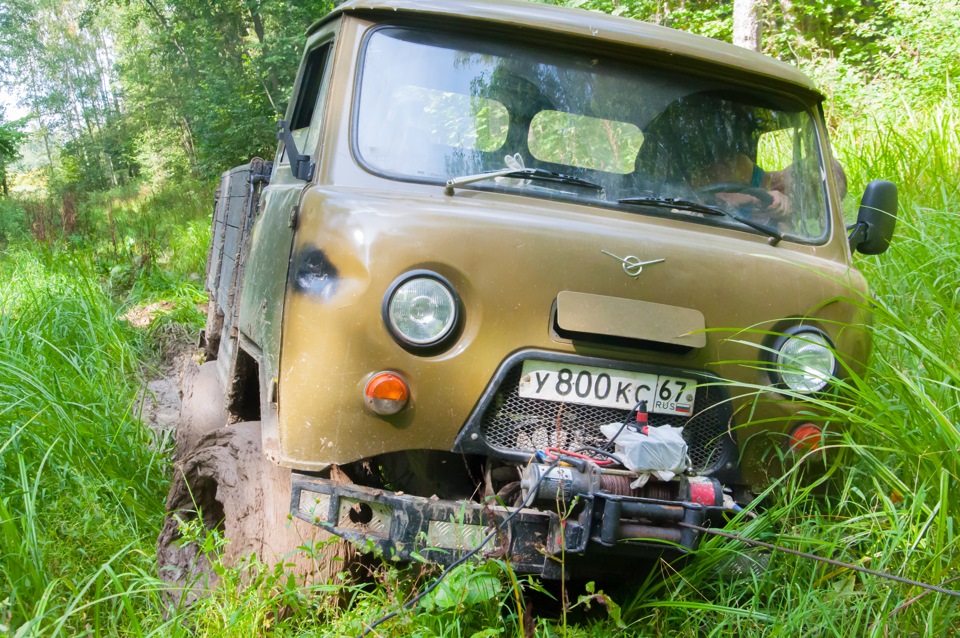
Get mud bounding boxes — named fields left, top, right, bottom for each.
left=126, top=299, right=201, bottom=438
left=157, top=422, right=358, bottom=608
left=122, top=300, right=176, bottom=328
left=137, top=341, right=199, bottom=438
left=131, top=305, right=360, bottom=608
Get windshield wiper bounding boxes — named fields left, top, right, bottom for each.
left=617, top=196, right=783, bottom=245
left=445, top=167, right=604, bottom=196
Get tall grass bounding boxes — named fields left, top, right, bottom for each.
left=0, top=182, right=210, bottom=635
left=1, top=100, right=958, bottom=635
left=600, top=100, right=960, bottom=636
left=0, top=249, right=168, bottom=633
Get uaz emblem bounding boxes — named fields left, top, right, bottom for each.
left=601, top=250, right=665, bottom=278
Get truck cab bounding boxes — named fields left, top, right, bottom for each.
left=161, top=0, right=897, bottom=589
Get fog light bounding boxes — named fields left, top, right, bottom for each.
left=789, top=423, right=822, bottom=453
left=364, top=372, right=409, bottom=415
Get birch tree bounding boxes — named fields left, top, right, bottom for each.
left=733, top=0, right=762, bottom=51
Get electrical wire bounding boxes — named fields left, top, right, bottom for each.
left=680, top=521, right=960, bottom=599
left=358, top=458, right=561, bottom=637
left=543, top=446, right=616, bottom=466
left=572, top=446, right=624, bottom=466
left=604, top=399, right=646, bottom=452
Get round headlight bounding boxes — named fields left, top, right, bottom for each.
left=386, top=274, right=458, bottom=346
left=773, top=329, right=836, bottom=393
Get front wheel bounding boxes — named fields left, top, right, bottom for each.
left=157, top=422, right=357, bottom=608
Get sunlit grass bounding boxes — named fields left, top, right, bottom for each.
left=0, top=249, right=169, bottom=633
left=0, top=181, right=209, bottom=634
left=1, top=98, right=959, bottom=635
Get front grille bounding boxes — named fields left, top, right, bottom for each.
left=479, top=363, right=733, bottom=474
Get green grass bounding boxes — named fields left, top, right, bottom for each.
left=0, top=182, right=210, bottom=635
left=1, top=100, right=958, bottom=635
left=0, top=248, right=167, bottom=634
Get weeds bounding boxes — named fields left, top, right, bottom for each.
left=0, top=98, right=958, bottom=635
left=0, top=181, right=208, bottom=634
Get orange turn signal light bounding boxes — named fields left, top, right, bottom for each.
left=364, top=372, right=409, bottom=415
left=789, top=423, right=823, bottom=453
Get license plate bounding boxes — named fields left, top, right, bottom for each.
left=517, top=360, right=696, bottom=416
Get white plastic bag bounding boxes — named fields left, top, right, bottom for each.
left=600, top=423, right=689, bottom=486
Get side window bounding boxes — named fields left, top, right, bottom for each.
left=756, top=128, right=794, bottom=171
left=283, top=43, right=332, bottom=164
left=528, top=111, right=643, bottom=174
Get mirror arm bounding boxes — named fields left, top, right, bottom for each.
left=276, top=119, right=316, bottom=181
left=847, top=221, right=868, bottom=253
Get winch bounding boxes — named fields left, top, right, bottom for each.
left=520, top=458, right=723, bottom=507
left=519, top=461, right=602, bottom=504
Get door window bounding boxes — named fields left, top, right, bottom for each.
left=283, top=42, right=333, bottom=165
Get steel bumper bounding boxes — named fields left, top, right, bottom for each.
left=291, top=473, right=727, bottom=578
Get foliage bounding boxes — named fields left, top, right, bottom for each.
left=559, top=0, right=960, bottom=116
left=0, top=109, right=28, bottom=196
left=0, top=180, right=210, bottom=633
left=0, top=196, right=26, bottom=246
left=0, top=248, right=165, bottom=633
left=0, top=0, right=334, bottom=189
left=106, top=0, right=336, bottom=177
left=0, top=0, right=135, bottom=193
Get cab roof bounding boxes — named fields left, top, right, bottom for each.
left=310, top=0, right=819, bottom=96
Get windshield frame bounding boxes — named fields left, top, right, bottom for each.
left=349, top=22, right=833, bottom=246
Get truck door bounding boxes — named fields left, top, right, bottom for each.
left=237, top=26, right=339, bottom=458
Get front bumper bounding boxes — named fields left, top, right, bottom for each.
left=291, top=473, right=728, bottom=578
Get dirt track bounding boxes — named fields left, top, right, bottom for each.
left=124, top=298, right=203, bottom=437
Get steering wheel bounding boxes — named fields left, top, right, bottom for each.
left=698, top=182, right=774, bottom=208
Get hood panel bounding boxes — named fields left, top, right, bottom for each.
left=277, top=187, right=869, bottom=471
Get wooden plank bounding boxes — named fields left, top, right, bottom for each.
left=207, top=175, right=230, bottom=295
left=228, top=166, right=250, bottom=198
left=217, top=255, right=235, bottom=310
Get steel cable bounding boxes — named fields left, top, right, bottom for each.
left=679, top=521, right=960, bottom=598
left=358, top=458, right=561, bottom=637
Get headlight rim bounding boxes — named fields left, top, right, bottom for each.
left=382, top=270, right=462, bottom=352
left=768, top=325, right=838, bottom=395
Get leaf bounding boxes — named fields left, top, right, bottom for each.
left=422, top=563, right=504, bottom=611
left=575, top=581, right=626, bottom=629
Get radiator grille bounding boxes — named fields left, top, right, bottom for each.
left=479, top=363, right=733, bottom=473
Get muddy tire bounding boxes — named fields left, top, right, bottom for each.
left=157, top=422, right=357, bottom=609
left=175, top=361, right=228, bottom=459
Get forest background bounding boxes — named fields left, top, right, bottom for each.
left=1, top=0, right=957, bottom=196
left=0, top=0, right=959, bottom=635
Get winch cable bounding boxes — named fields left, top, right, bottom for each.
left=358, top=458, right=561, bottom=637
left=678, top=521, right=960, bottom=598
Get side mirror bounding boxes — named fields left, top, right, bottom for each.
left=848, top=180, right=897, bottom=255
left=276, top=119, right=315, bottom=181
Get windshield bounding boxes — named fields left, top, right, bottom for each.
left=356, top=27, right=830, bottom=242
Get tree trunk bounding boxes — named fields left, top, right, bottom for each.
left=39, top=123, right=56, bottom=180
left=248, top=6, right=265, bottom=45
left=733, top=0, right=762, bottom=52
left=181, top=115, right=199, bottom=171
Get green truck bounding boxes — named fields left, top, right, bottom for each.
left=157, top=0, right=897, bottom=602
